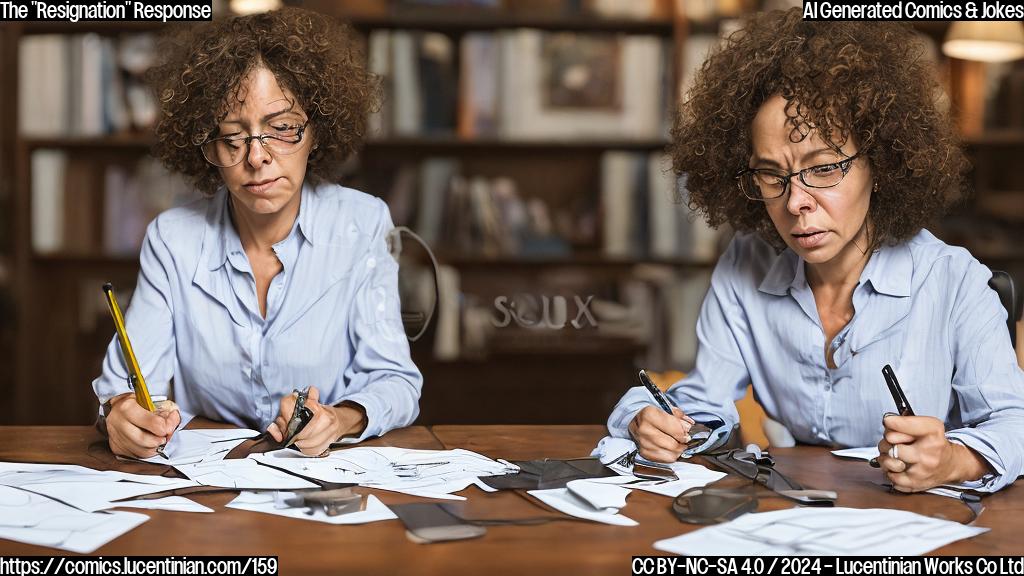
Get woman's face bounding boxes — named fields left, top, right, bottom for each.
left=749, top=95, right=872, bottom=266
left=214, top=66, right=313, bottom=218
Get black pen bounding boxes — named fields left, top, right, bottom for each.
left=882, top=364, right=914, bottom=416
left=638, top=370, right=676, bottom=414
left=870, top=364, right=914, bottom=468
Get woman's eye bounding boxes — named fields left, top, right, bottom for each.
left=812, top=163, right=840, bottom=175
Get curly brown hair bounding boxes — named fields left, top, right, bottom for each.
left=147, top=7, right=378, bottom=195
left=672, top=8, right=969, bottom=250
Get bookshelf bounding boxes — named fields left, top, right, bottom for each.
left=3, top=5, right=1022, bottom=426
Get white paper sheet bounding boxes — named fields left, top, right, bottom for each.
left=226, top=491, right=396, bottom=525
left=249, top=447, right=517, bottom=499
left=628, top=462, right=728, bottom=498
left=137, top=428, right=260, bottom=466
left=566, top=478, right=632, bottom=511
left=831, top=446, right=880, bottom=460
left=527, top=488, right=638, bottom=526
left=174, top=459, right=318, bottom=490
left=0, top=486, right=148, bottom=554
left=112, top=496, right=213, bottom=513
left=653, top=507, right=988, bottom=556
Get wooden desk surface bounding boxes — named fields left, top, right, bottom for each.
left=0, top=425, right=1020, bottom=575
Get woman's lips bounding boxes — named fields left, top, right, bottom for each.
left=794, top=230, right=828, bottom=249
left=244, top=178, right=280, bottom=194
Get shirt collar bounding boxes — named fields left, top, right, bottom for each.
left=204, top=181, right=317, bottom=271
left=757, top=239, right=913, bottom=298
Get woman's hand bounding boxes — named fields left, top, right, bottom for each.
left=628, top=405, right=695, bottom=463
left=267, top=386, right=367, bottom=456
left=105, top=392, right=181, bottom=458
left=877, top=414, right=992, bottom=492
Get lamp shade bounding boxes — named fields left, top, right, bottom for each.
left=943, top=21, right=1024, bottom=62
left=230, top=0, right=282, bottom=15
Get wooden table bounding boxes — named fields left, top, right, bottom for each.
left=0, top=425, right=1020, bottom=575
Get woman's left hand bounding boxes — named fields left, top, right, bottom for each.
left=877, top=414, right=991, bottom=492
left=267, top=386, right=367, bottom=456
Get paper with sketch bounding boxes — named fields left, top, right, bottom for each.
left=250, top=447, right=517, bottom=499
left=0, top=486, right=149, bottom=553
left=0, top=464, right=198, bottom=512
left=653, top=507, right=989, bottom=556
left=174, top=459, right=318, bottom=490
left=528, top=487, right=638, bottom=526
left=225, top=491, right=396, bottom=524
left=136, top=428, right=261, bottom=466
left=112, top=496, right=213, bottom=513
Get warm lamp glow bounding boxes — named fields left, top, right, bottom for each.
left=943, top=21, right=1024, bottom=62
left=230, top=0, right=282, bottom=16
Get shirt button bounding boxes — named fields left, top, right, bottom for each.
left=825, top=384, right=831, bottom=391
left=812, top=426, right=819, bottom=434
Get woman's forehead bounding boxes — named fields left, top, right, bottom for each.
left=221, top=67, right=304, bottom=121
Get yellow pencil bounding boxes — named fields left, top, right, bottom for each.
left=102, top=283, right=156, bottom=411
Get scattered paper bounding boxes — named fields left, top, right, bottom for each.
left=137, top=428, right=261, bottom=466
left=628, top=462, right=727, bottom=498
left=527, top=488, right=638, bottom=526
left=0, top=486, right=148, bottom=554
left=226, top=491, right=396, bottom=525
left=112, top=496, right=213, bottom=513
left=653, top=507, right=988, bottom=556
left=0, top=464, right=198, bottom=512
left=250, top=447, right=517, bottom=499
left=174, top=459, right=318, bottom=490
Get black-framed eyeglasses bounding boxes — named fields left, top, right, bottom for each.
left=734, top=151, right=862, bottom=201
left=200, top=120, right=310, bottom=168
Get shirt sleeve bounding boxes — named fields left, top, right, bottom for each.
left=606, top=237, right=751, bottom=438
left=339, top=198, right=424, bottom=441
left=91, top=218, right=177, bottom=408
left=944, top=256, right=1024, bottom=492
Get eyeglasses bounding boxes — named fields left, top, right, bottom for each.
left=734, top=151, right=862, bottom=201
left=200, top=120, right=310, bottom=168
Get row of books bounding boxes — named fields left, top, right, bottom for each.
left=601, top=151, right=722, bottom=261
left=381, top=159, right=578, bottom=257
left=368, top=29, right=670, bottom=140
left=374, top=152, right=723, bottom=260
left=19, top=34, right=157, bottom=137
left=31, top=151, right=194, bottom=256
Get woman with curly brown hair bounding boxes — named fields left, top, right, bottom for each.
left=92, top=8, right=422, bottom=458
left=608, top=9, right=1023, bottom=492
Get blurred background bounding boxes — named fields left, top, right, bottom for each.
left=0, top=0, right=1022, bottom=427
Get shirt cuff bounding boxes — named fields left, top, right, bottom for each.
left=608, top=401, right=651, bottom=438
left=945, top=431, right=1005, bottom=493
left=332, top=392, right=384, bottom=443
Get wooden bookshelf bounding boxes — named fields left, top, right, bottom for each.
left=347, top=13, right=676, bottom=34
left=4, top=3, right=1021, bottom=428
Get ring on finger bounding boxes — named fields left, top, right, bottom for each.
left=888, top=444, right=899, bottom=461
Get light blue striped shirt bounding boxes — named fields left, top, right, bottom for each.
left=608, top=230, right=1024, bottom=491
left=93, top=181, right=423, bottom=440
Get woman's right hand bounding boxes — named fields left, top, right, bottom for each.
left=628, top=405, right=694, bottom=463
left=105, top=392, right=180, bottom=458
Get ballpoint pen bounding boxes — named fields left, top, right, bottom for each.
left=638, top=369, right=678, bottom=415
left=870, top=364, right=915, bottom=468
left=103, top=283, right=174, bottom=459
